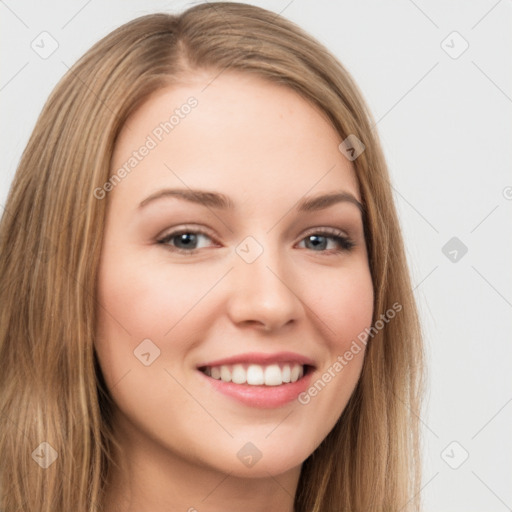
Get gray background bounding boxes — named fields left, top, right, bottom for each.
left=1, top=1, right=511, bottom=510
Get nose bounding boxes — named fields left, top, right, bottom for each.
left=226, top=240, right=304, bottom=332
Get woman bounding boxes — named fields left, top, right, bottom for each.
left=0, top=3, right=424, bottom=511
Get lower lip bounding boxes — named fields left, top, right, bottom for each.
left=198, top=369, right=314, bottom=409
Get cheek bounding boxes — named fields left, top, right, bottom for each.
left=94, top=255, right=176, bottom=380
left=97, top=242, right=220, bottom=333
left=94, top=249, right=229, bottom=382
left=295, top=261, right=373, bottom=435
left=93, top=253, right=217, bottom=433
left=313, top=261, right=374, bottom=348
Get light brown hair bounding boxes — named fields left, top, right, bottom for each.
left=0, top=3, right=424, bottom=511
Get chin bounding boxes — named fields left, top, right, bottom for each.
left=189, top=432, right=318, bottom=479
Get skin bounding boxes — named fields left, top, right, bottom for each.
left=95, top=70, right=374, bottom=512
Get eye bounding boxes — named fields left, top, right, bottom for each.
left=297, top=228, right=355, bottom=253
left=157, top=226, right=355, bottom=256
left=157, top=227, right=217, bottom=254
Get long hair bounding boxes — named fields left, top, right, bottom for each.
left=0, top=3, right=424, bottom=511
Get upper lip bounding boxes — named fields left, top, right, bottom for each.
left=197, top=351, right=316, bottom=369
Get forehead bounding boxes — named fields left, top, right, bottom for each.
left=111, top=71, right=360, bottom=208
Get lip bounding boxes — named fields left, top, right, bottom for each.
left=196, top=351, right=316, bottom=368
left=196, top=351, right=316, bottom=409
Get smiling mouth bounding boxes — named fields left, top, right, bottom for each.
left=198, top=362, right=313, bottom=386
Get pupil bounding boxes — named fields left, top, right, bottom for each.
left=177, top=233, right=196, bottom=248
left=308, top=235, right=326, bottom=250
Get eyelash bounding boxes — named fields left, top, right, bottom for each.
left=156, top=226, right=355, bottom=256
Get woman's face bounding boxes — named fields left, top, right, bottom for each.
left=95, top=71, right=374, bottom=479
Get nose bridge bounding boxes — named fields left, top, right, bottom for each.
left=227, top=233, right=302, bottom=329
left=236, top=232, right=287, bottom=279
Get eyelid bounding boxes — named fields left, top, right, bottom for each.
left=156, top=224, right=217, bottom=241
left=297, top=226, right=356, bottom=251
left=299, top=226, right=350, bottom=240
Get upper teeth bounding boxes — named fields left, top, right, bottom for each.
left=203, top=363, right=304, bottom=386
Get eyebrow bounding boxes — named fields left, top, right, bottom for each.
left=138, top=188, right=364, bottom=213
